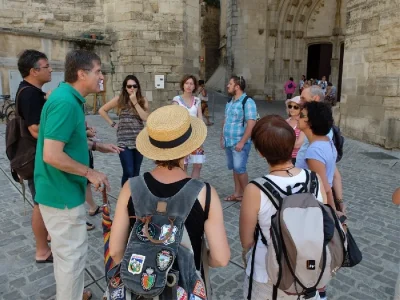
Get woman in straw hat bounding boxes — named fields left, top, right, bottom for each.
left=109, top=105, right=230, bottom=284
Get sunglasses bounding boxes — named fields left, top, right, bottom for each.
left=126, top=84, right=138, bottom=89
left=288, top=104, right=300, bottom=110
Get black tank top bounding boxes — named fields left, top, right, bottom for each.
left=127, top=172, right=210, bottom=270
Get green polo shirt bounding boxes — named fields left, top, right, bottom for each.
left=34, top=82, right=89, bottom=209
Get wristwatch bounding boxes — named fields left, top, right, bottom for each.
left=111, top=122, right=116, bottom=127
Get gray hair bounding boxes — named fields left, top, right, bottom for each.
left=309, top=85, right=325, bottom=101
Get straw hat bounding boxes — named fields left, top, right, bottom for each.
left=136, top=105, right=207, bottom=161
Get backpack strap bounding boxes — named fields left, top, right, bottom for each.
left=242, top=96, right=249, bottom=127
left=250, top=177, right=281, bottom=209
left=14, top=86, right=33, bottom=118
left=204, top=182, right=211, bottom=221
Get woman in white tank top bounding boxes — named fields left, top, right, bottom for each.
left=239, top=115, right=328, bottom=300
left=172, top=75, right=205, bottom=179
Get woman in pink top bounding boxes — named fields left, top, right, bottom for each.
left=285, top=96, right=305, bottom=165
left=284, top=77, right=297, bottom=99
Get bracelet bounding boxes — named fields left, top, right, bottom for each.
left=336, top=198, right=344, bottom=203
left=111, top=122, right=116, bottom=127
left=92, top=141, right=97, bottom=151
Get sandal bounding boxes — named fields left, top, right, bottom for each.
left=82, top=289, right=92, bottom=300
left=86, top=222, right=95, bottom=231
left=88, top=205, right=102, bottom=216
left=224, top=194, right=243, bottom=202
left=36, top=253, right=53, bottom=264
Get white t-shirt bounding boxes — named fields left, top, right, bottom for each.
left=245, top=169, right=323, bottom=283
left=172, top=96, right=200, bottom=117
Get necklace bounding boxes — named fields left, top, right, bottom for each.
left=269, top=165, right=295, bottom=177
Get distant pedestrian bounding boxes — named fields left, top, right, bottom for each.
left=198, top=79, right=213, bottom=126
left=284, top=77, right=297, bottom=99
left=299, top=75, right=306, bottom=94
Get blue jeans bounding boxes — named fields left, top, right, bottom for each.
left=119, top=147, right=144, bottom=187
left=225, top=143, right=251, bottom=174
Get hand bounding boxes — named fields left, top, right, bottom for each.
left=129, top=92, right=138, bottom=105
left=86, top=127, right=96, bottom=138
left=86, top=169, right=110, bottom=192
left=235, top=141, right=245, bottom=152
left=220, top=137, right=225, bottom=150
left=98, top=143, right=124, bottom=154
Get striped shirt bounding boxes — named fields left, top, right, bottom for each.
left=117, top=108, right=144, bottom=149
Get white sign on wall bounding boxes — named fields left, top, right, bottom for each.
left=9, top=70, right=65, bottom=100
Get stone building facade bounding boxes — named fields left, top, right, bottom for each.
left=221, top=0, right=400, bottom=148
left=0, top=0, right=200, bottom=108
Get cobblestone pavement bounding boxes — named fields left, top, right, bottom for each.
left=0, top=93, right=399, bottom=300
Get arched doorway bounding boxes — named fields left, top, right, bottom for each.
left=306, top=44, right=333, bottom=81
left=337, top=42, right=345, bottom=102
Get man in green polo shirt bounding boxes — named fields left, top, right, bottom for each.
left=35, top=49, right=110, bottom=300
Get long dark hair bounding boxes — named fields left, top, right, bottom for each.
left=117, top=75, right=145, bottom=115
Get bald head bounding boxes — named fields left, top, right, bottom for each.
left=300, top=85, right=325, bottom=105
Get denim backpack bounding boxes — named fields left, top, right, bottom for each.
left=106, top=176, right=212, bottom=300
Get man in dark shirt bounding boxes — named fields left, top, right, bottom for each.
left=17, top=49, right=52, bottom=263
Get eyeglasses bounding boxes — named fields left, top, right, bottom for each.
left=288, top=105, right=299, bottom=110
left=299, top=112, right=308, bottom=119
left=35, top=65, right=51, bottom=70
left=126, top=84, right=138, bottom=89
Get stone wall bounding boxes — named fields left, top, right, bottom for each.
left=224, top=0, right=347, bottom=100
left=0, top=29, right=112, bottom=106
left=199, top=2, right=220, bottom=81
left=0, top=0, right=105, bottom=37
left=104, top=0, right=200, bottom=108
left=337, top=0, right=400, bottom=148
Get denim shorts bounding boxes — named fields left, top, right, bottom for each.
left=225, top=143, right=251, bottom=174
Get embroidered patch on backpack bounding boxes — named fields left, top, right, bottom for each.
left=141, top=267, right=156, bottom=291
left=156, top=249, right=173, bottom=271
left=192, top=280, right=206, bottom=298
left=159, top=224, right=178, bottom=245
left=136, top=222, right=157, bottom=242
left=110, top=286, right=125, bottom=300
left=177, top=286, right=188, bottom=300
left=128, top=254, right=145, bottom=275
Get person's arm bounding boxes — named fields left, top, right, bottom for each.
left=201, top=88, right=207, bottom=98
left=333, top=167, right=345, bottom=211
left=235, top=100, right=257, bottom=151
left=239, top=183, right=261, bottom=259
left=28, top=124, right=39, bottom=139
left=201, top=185, right=230, bottom=267
left=87, top=140, right=123, bottom=154
left=294, top=131, right=305, bottom=149
left=220, top=118, right=226, bottom=149
left=307, top=159, right=335, bottom=209
left=130, top=93, right=150, bottom=121
left=99, top=96, right=119, bottom=126
left=42, top=101, right=109, bottom=191
left=109, top=181, right=131, bottom=264
left=392, top=188, right=400, bottom=205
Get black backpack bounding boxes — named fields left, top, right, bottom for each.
left=5, top=86, right=36, bottom=181
left=332, top=125, right=344, bottom=162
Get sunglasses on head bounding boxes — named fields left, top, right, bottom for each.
left=126, top=84, right=138, bottom=89
left=288, top=104, right=299, bottom=110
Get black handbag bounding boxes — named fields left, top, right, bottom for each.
left=342, top=227, right=362, bottom=267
